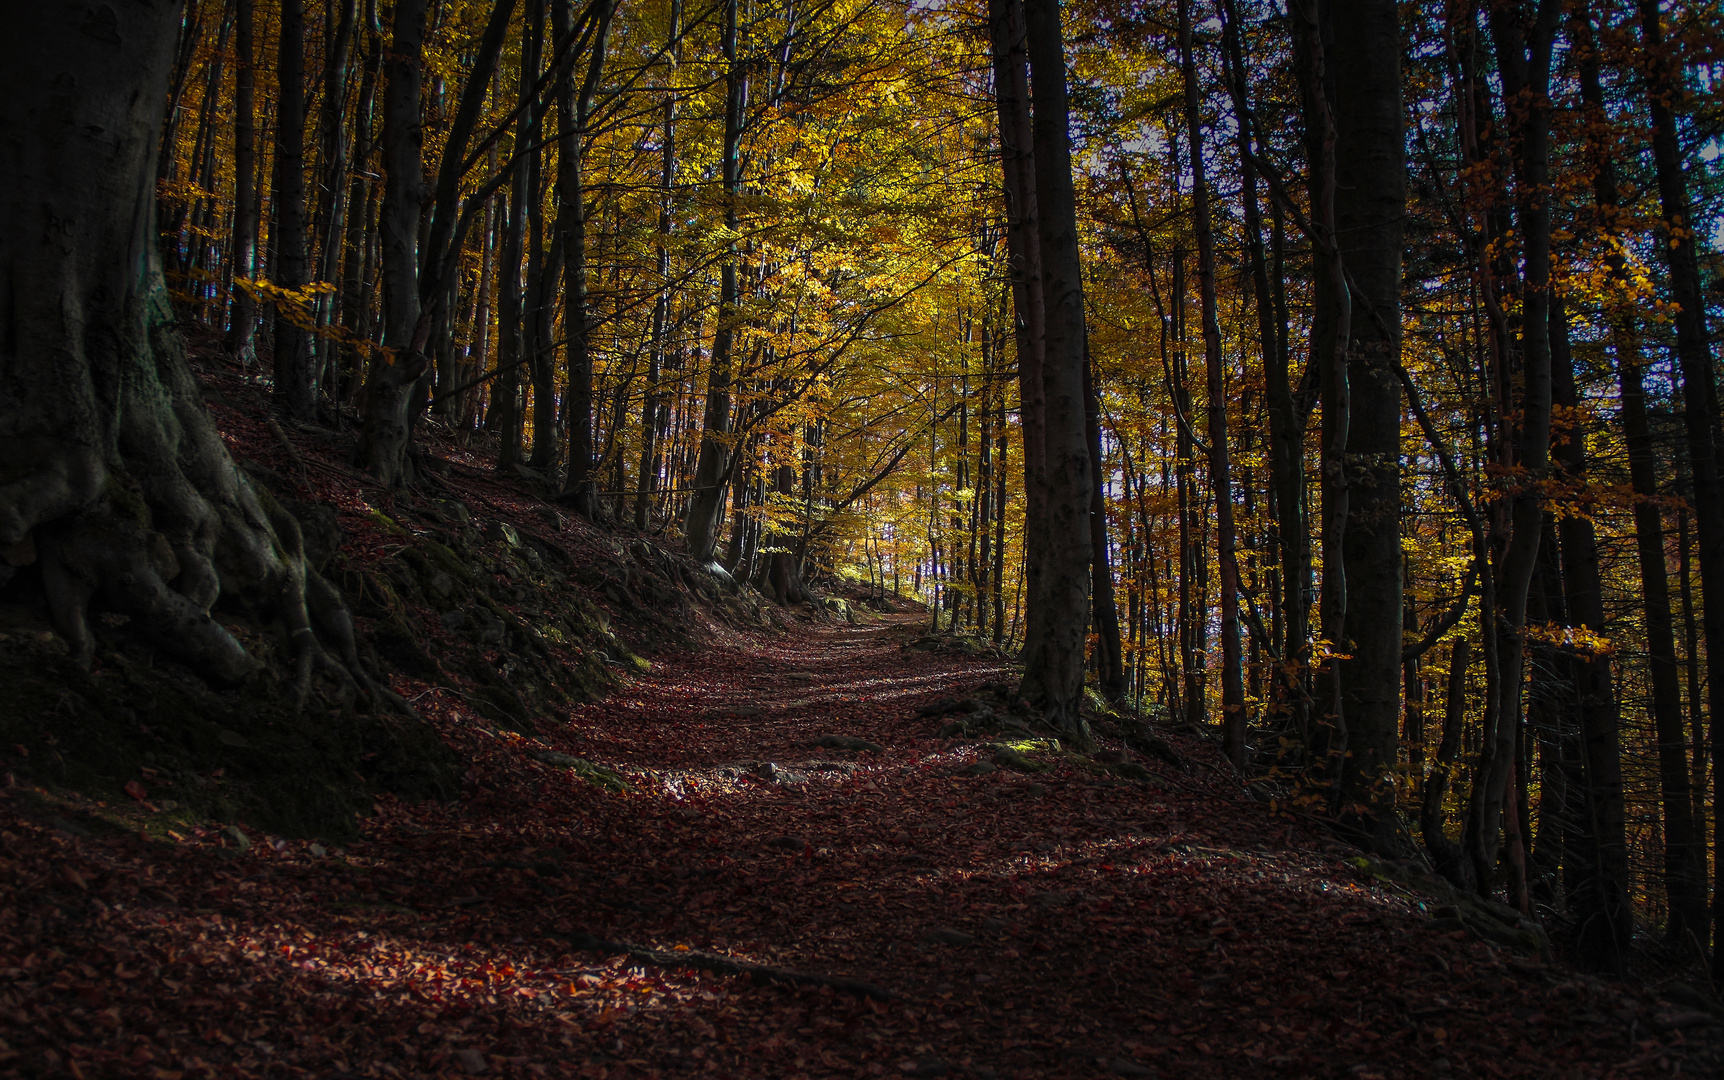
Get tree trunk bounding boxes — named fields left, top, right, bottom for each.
left=636, top=0, right=682, bottom=531
left=356, top=0, right=428, bottom=485
left=1549, top=299, right=1634, bottom=969
left=683, top=0, right=746, bottom=561
left=1180, top=0, right=1245, bottom=765
left=1635, top=0, right=1724, bottom=979
left=273, top=0, right=317, bottom=420
left=1326, top=0, right=1406, bottom=838
left=493, top=2, right=544, bottom=469
left=1084, top=350, right=1125, bottom=703
left=556, top=0, right=617, bottom=508
left=1564, top=2, right=1696, bottom=961
left=468, top=186, right=497, bottom=430
left=1222, top=0, right=1308, bottom=745
left=986, top=0, right=1048, bottom=669
left=1, top=0, right=382, bottom=708
left=226, top=0, right=260, bottom=363
left=1422, top=640, right=1474, bottom=891
left=338, top=2, right=381, bottom=403
left=1470, top=0, right=1560, bottom=904
left=313, top=0, right=358, bottom=392
left=1017, top=0, right=1094, bottom=744
left=1293, top=0, right=1353, bottom=785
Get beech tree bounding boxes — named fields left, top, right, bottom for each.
left=0, top=1, right=383, bottom=705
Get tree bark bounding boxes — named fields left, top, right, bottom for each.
left=1469, top=0, right=1560, bottom=905
left=1017, top=0, right=1094, bottom=744
left=556, top=0, right=617, bottom=508
left=356, top=0, right=429, bottom=485
left=1293, top=0, right=1353, bottom=788
left=1565, top=2, right=1693, bottom=962
left=1180, top=0, right=1245, bottom=766
left=986, top=0, right=1048, bottom=670
left=683, top=0, right=747, bottom=561
left=313, top=0, right=359, bottom=391
left=1084, top=348, right=1125, bottom=703
left=1549, top=299, right=1634, bottom=970
left=1635, top=0, right=1724, bottom=979
left=226, top=0, right=260, bottom=363
left=273, top=0, right=317, bottom=420
left=637, top=0, right=683, bottom=531
left=1421, top=640, right=1474, bottom=890
left=1326, top=0, right=1406, bottom=837
left=0, top=0, right=381, bottom=708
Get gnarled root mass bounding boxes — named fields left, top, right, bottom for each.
left=3, top=278, right=398, bottom=716
left=0, top=0, right=394, bottom=716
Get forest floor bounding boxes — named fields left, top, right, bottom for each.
left=6, top=604, right=1724, bottom=1079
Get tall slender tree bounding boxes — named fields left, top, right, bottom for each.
left=273, top=0, right=317, bottom=419
left=1634, top=0, right=1724, bottom=979
left=1180, top=0, right=1246, bottom=766
left=1016, top=0, right=1095, bottom=742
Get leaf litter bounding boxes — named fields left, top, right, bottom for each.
left=2, top=611, right=1721, bottom=1078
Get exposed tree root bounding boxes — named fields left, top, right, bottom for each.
left=1, top=204, right=400, bottom=716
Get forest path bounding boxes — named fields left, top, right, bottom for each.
left=428, top=612, right=1683, bottom=1078
left=4, top=612, right=1711, bottom=1079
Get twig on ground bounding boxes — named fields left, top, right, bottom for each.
left=550, top=931, right=897, bottom=1001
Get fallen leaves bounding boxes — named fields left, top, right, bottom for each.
left=1, top=609, right=1718, bottom=1078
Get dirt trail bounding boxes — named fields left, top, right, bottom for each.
left=3, top=614, right=1718, bottom=1079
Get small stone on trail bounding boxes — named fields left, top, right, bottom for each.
left=309, top=843, right=327, bottom=857
left=766, top=834, right=805, bottom=850
left=454, top=1048, right=488, bottom=1074
left=218, top=729, right=251, bottom=748
left=222, top=826, right=251, bottom=852
left=754, top=762, right=807, bottom=785
left=923, top=927, right=976, bottom=946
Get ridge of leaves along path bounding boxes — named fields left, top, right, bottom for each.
left=3, top=613, right=1719, bottom=1079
